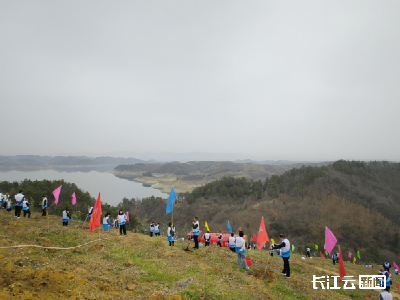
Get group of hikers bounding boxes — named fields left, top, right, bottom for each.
left=0, top=190, right=48, bottom=218
left=2, top=191, right=396, bottom=298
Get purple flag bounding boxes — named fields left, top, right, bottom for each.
left=394, top=261, right=399, bottom=270
left=71, top=192, right=76, bottom=205
left=349, top=252, right=352, bottom=258
left=53, top=185, right=62, bottom=205
left=324, top=227, right=337, bottom=255
left=126, top=212, right=129, bottom=221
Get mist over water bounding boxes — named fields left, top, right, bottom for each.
left=0, top=170, right=168, bottom=205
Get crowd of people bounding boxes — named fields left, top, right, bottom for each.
left=1, top=190, right=395, bottom=299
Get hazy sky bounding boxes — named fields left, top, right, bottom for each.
left=1, top=1, right=399, bottom=161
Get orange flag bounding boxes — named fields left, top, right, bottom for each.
left=339, top=247, right=346, bottom=282
left=256, top=217, right=269, bottom=250
left=89, top=193, right=102, bottom=233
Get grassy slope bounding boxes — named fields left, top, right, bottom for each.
left=0, top=213, right=397, bottom=300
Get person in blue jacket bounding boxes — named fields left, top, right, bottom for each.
left=154, top=223, right=160, bottom=236
left=22, top=198, right=31, bottom=218
left=379, top=262, right=392, bottom=292
left=228, top=233, right=236, bottom=252
left=14, top=190, right=24, bottom=218
left=167, top=222, right=175, bottom=246
left=103, top=213, right=112, bottom=232
left=271, top=233, right=291, bottom=278
left=150, top=222, right=155, bottom=237
left=62, top=207, right=71, bottom=226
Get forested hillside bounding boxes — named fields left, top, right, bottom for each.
left=0, top=180, right=141, bottom=230
left=130, top=160, right=400, bottom=263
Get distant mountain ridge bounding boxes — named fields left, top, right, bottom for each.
left=131, top=160, right=400, bottom=263
left=111, top=161, right=331, bottom=193
left=0, top=155, right=156, bottom=170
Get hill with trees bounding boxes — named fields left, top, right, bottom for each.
left=0, top=179, right=141, bottom=231
left=129, top=160, right=400, bottom=264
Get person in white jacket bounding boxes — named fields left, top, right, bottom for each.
left=236, top=231, right=249, bottom=271
left=117, top=210, right=127, bottom=235
left=62, top=207, right=71, bottom=226
left=167, top=222, right=176, bottom=246
left=103, top=213, right=112, bottom=232
left=228, top=233, right=236, bottom=252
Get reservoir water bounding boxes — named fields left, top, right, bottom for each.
left=0, top=170, right=169, bottom=205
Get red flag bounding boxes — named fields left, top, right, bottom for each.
left=396, top=285, right=399, bottom=289
left=253, top=234, right=257, bottom=242
left=339, top=247, right=346, bottom=282
left=89, top=193, right=102, bottom=233
left=320, top=251, right=325, bottom=258
left=250, top=237, right=253, bottom=242
left=256, top=217, right=269, bottom=250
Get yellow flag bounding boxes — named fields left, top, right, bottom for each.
left=271, top=238, right=275, bottom=244
left=205, top=221, right=210, bottom=232
left=353, top=257, right=356, bottom=265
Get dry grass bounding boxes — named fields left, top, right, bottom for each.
left=0, top=212, right=396, bottom=299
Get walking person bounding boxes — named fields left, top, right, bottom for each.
left=6, top=196, right=11, bottom=212
left=117, top=210, right=127, bottom=236
left=150, top=222, right=155, bottom=237
left=204, top=231, right=211, bottom=247
left=271, top=234, right=291, bottom=278
left=3, top=193, right=9, bottom=209
left=228, top=233, right=236, bottom=252
left=167, top=222, right=175, bottom=246
left=62, top=207, right=71, bottom=226
left=332, top=253, right=336, bottom=265
left=306, top=247, right=311, bottom=258
left=14, top=190, right=24, bottom=218
left=217, top=231, right=223, bottom=247
left=22, top=198, right=31, bottom=218
left=192, top=217, right=199, bottom=249
left=379, top=262, right=392, bottom=292
left=103, top=213, right=112, bottom=232
left=236, top=231, right=249, bottom=271
left=270, top=243, right=274, bottom=257
left=42, top=196, right=48, bottom=216
left=87, top=205, right=94, bottom=222
left=154, top=223, right=160, bottom=236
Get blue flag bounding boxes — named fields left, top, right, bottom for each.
left=166, top=187, right=177, bottom=214
left=314, top=252, right=316, bottom=257
left=227, top=220, right=232, bottom=233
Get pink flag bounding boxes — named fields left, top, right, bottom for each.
left=71, top=192, right=76, bottom=205
left=394, top=261, right=399, bottom=270
left=324, top=227, right=337, bottom=255
left=53, top=185, right=62, bottom=205
left=126, top=212, right=129, bottom=221
left=349, top=252, right=352, bottom=258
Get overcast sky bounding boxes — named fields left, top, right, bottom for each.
left=1, top=0, right=399, bottom=161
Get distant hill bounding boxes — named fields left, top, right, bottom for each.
left=0, top=155, right=156, bottom=171
left=111, top=161, right=296, bottom=193
left=131, top=160, right=400, bottom=263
